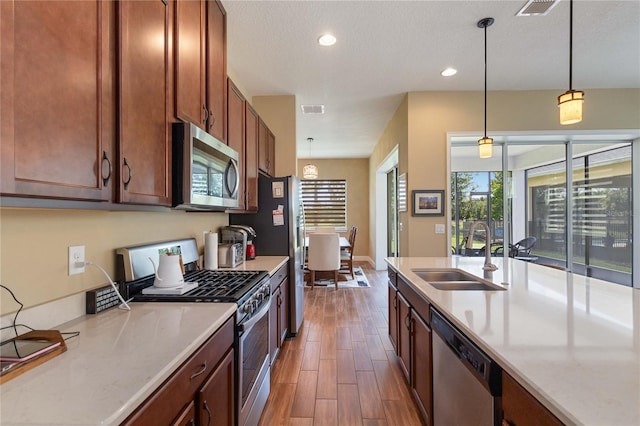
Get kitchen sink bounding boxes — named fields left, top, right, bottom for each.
left=411, top=269, right=506, bottom=291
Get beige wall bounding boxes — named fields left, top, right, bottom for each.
left=0, top=208, right=228, bottom=313
left=297, top=158, right=370, bottom=259
left=368, top=95, right=408, bottom=258
left=370, top=88, right=640, bottom=258
left=252, top=95, right=297, bottom=177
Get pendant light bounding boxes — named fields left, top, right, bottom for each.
left=558, top=0, right=584, bottom=125
left=477, top=17, right=494, bottom=159
left=302, top=137, right=319, bottom=179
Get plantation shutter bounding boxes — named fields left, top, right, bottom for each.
left=300, top=179, right=347, bottom=230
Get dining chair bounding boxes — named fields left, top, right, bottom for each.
left=307, top=233, right=341, bottom=289
left=340, top=226, right=357, bottom=279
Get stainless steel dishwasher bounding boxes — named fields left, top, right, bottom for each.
left=431, top=307, right=502, bottom=426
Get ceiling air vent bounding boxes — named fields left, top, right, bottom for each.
left=516, top=0, right=559, bottom=16
left=301, top=104, right=325, bottom=114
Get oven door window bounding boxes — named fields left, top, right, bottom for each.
left=240, top=312, right=269, bottom=406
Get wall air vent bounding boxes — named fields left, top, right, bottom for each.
left=301, top=104, right=325, bottom=114
left=516, top=0, right=559, bottom=16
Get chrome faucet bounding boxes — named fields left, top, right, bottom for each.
left=466, top=220, right=498, bottom=272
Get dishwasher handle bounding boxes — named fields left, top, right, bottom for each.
left=431, top=307, right=502, bottom=396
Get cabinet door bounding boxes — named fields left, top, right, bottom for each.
left=411, top=309, right=433, bottom=426
left=388, top=283, right=398, bottom=352
left=244, top=103, right=259, bottom=210
left=172, top=401, right=196, bottom=426
left=267, top=129, right=276, bottom=176
left=118, top=0, right=171, bottom=206
left=258, top=119, right=269, bottom=174
left=502, top=372, right=563, bottom=426
left=175, top=0, right=205, bottom=127
left=279, top=277, right=289, bottom=343
left=397, top=293, right=411, bottom=382
left=198, top=348, right=235, bottom=426
left=227, top=79, right=245, bottom=210
left=205, top=0, right=226, bottom=142
left=1, top=0, right=114, bottom=201
left=269, top=285, right=280, bottom=364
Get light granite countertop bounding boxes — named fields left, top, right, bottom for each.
left=0, top=256, right=288, bottom=425
left=386, top=256, right=640, bottom=426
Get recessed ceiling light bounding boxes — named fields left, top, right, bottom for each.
left=441, top=68, right=457, bottom=77
left=318, top=34, right=336, bottom=46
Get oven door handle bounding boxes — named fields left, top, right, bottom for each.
left=238, top=296, right=271, bottom=333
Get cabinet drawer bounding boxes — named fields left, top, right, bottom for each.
left=388, top=268, right=397, bottom=288
left=397, top=275, right=430, bottom=325
left=123, top=316, right=234, bottom=425
left=271, top=262, right=288, bottom=289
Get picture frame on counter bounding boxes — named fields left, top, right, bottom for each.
left=412, top=189, right=445, bottom=216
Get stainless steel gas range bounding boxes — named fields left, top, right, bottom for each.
left=116, top=238, right=271, bottom=426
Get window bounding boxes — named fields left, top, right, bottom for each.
left=300, top=179, right=347, bottom=231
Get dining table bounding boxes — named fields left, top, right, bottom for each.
left=304, top=236, right=351, bottom=249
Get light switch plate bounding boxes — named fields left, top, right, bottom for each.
left=435, top=224, right=445, bottom=234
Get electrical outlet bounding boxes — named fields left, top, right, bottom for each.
left=69, top=245, right=85, bottom=275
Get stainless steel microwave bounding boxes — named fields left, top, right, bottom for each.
left=172, top=122, right=240, bottom=210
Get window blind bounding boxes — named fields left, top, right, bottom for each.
left=300, top=179, right=347, bottom=230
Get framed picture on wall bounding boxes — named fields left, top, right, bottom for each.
left=412, top=190, right=445, bottom=216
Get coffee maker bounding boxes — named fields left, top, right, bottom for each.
left=220, top=225, right=257, bottom=260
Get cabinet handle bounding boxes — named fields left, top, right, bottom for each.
left=203, top=401, right=212, bottom=426
left=122, top=158, right=132, bottom=190
left=393, top=295, right=397, bottom=309
left=404, top=312, right=410, bottom=330
left=101, top=151, right=112, bottom=186
left=202, top=104, right=209, bottom=124
left=189, top=361, right=207, bottom=380
left=502, top=420, right=514, bottom=426
left=208, top=113, right=215, bottom=130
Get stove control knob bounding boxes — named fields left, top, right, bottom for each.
left=242, top=303, right=252, bottom=314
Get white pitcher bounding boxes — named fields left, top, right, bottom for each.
left=149, top=255, right=184, bottom=288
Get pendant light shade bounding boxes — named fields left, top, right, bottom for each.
left=558, top=0, right=584, bottom=125
left=478, top=136, right=493, bottom=159
left=477, top=17, right=494, bottom=159
left=303, top=138, right=318, bottom=179
left=303, top=164, right=319, bottom=179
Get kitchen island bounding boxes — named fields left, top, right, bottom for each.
left=387, top=256, right=639, bottom=425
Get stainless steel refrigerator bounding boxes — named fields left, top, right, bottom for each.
left=230, top=175, right=305, bottom=336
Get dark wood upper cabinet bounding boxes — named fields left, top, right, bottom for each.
left=206, top=0, right=226, bottom=143
left=117, top=0, right=171, bottom=206
left=174, top=0, right=205, bottom=128
left=258, top=118, right=276, bottom=176
left=227, top=78, right=245, bottom=210
left=175, top=0, right=226, bottom=142
left=1, top=0, right=115, bottom=201
left=244, top=103, right=259, bottom=211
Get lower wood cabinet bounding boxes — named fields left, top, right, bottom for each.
left=389, top=268, right=433, bottom=426
left=388, top=270, right=398, bottom=352
left=502, top=372, right=563, bottom=426
left=122, top=315, right=235, bottom=426
left=269, top=262, right=289, bottom=364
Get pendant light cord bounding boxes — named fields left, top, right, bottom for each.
left=483, top=21, right=488, bottom=139
left=569, top=0, right=573, bottom=90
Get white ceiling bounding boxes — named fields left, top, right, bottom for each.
left=224, top=0, right=640, bottom=159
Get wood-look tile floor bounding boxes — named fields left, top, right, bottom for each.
left=258, top=263, right=424, bottom=426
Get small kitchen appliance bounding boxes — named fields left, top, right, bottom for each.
left=115, top=238, right=272, bottom=426
left=217, top=242, right=244, bottom=268
left=148, top=255, right=184, bottom=288
left=223, top=225, right=257, bottom=260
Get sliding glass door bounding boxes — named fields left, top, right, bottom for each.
left=451, top=136, right=635, bottom=287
